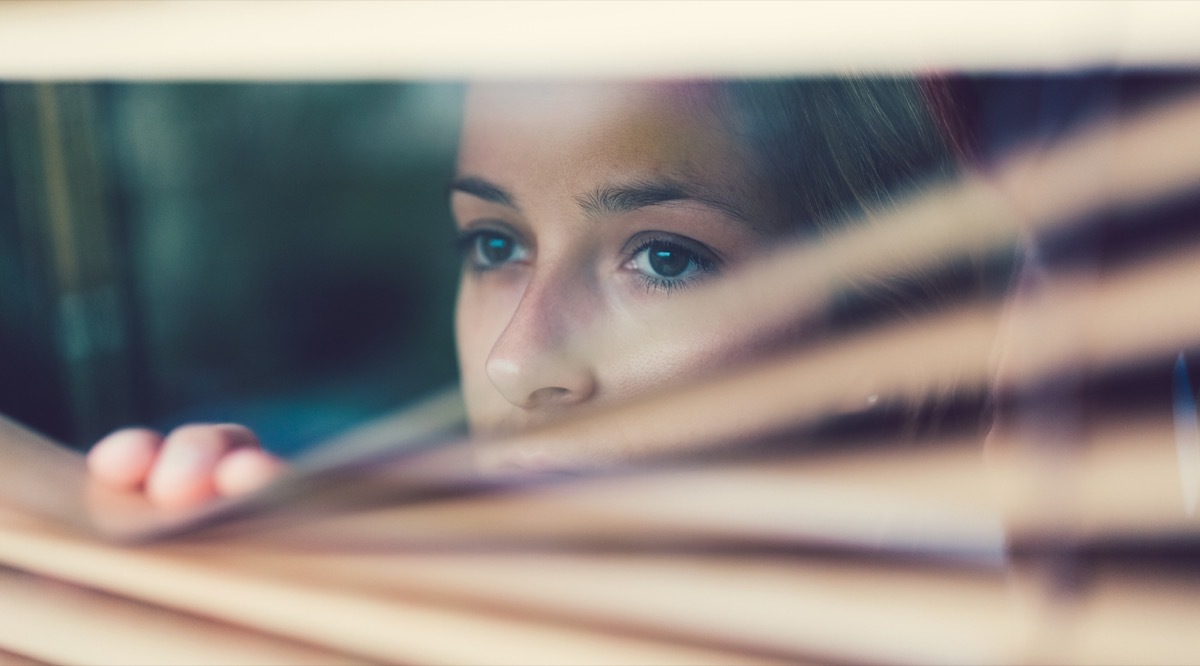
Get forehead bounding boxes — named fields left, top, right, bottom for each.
left=457, top=82, right=758, bottom=201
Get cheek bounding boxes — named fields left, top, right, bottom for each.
left=597, top=309, right=801, bottom=400
left=455, top=278, right=518, bottom=433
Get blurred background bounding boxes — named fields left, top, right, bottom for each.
left=0, top=83, right=464, bottom=454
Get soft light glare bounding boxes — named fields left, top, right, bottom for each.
left=0, top=1, right=1198, bottom=79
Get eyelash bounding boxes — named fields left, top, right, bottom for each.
left=454, top=228, right=528, bottom=273
left=455, top=227, right=721, bottom=294
left=626, top=235, right=720, bottom=295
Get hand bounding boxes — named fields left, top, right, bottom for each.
left=87, top=424, right=285, bottom=509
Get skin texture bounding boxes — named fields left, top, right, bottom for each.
left=453, top=82, right=796, bottom=465
left=88, top=81, right=801, bottom=504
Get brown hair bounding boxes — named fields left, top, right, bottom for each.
left=714, top=77, right=962, bottom=237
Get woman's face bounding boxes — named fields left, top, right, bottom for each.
left=453, top=82, right=787, bottom=445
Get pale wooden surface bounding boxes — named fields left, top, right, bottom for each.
left=0, top=2, right=1197, bottom=80
left=0, top=565, right=355, bottom=666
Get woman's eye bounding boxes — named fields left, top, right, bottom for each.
left=627, top=238, right=718, bottom=292
left=457, top=229, right=528, bottom=271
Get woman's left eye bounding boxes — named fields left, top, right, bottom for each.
left=626, top=237, right=719, bottom=292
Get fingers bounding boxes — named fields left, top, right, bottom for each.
left=89, top=423, right=278, bottom=509
left=145, top=424, right=262, bottom=509
left=214, top=447, right=285, bottom=498
left=87, top=428, right=163, bottom=490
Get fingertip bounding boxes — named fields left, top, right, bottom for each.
left=144, top=424, right=233, bottom=509
left=87, top=428, right=163, bottom=489
left=215, top=448, right=285, bottom=498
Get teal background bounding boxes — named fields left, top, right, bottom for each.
left=0, top=83, right=465, bottom=454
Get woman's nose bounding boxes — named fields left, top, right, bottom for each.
left=485, top=274, right=598, bottom=411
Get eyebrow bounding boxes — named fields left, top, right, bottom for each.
left=578, top=179, right=757, bottom=227
left=449, top=176, right=518, bottom=209
left=451, top=175, right=760, bottom=230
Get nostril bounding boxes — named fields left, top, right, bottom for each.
left=526, top=386, right=574, bottom=408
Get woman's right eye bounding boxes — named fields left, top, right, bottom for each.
left=456, top=229, right=529, bottom=272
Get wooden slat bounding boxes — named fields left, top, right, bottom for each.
left=0, top=503, right=763, bottom=666
left=0, top=566, right=355, bottom=666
